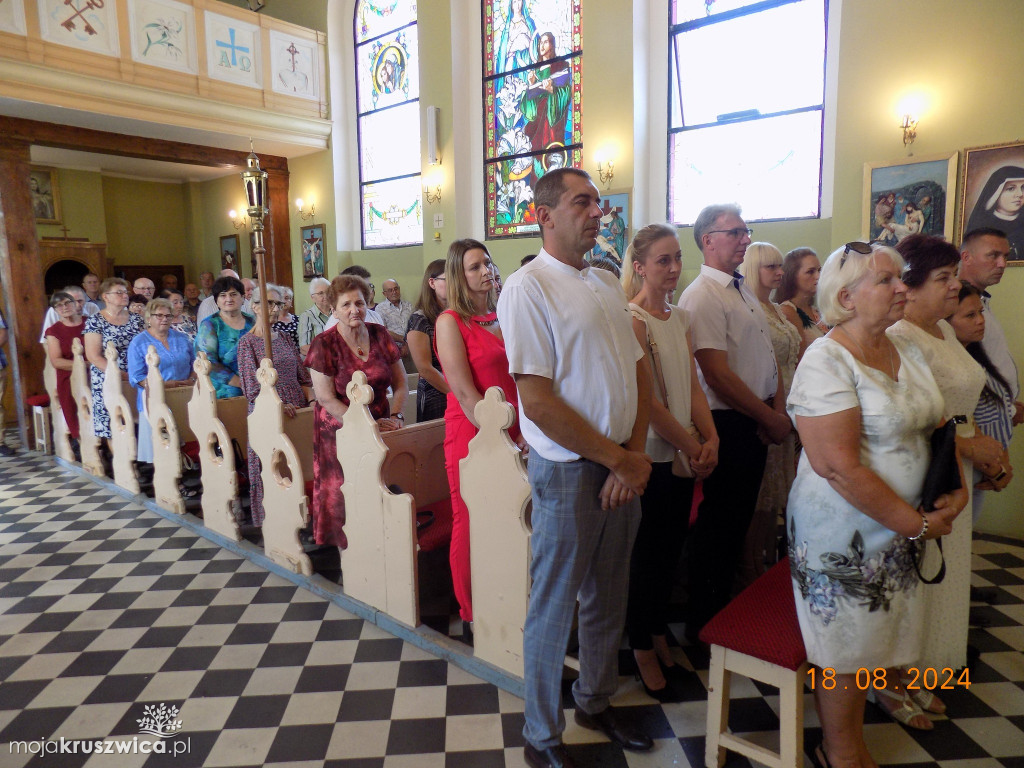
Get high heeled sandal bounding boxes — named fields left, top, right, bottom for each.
left=867, top=687, right=933, bottom=730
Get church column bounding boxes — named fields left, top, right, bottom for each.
left=0, top=139, right=49, bottom=447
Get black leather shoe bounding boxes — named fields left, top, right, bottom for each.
left=524, top=742, right=575, bottom=768
left=573, top=705, right=653, bottom=752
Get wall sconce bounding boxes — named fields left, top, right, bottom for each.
left=228, top=209, right=248, bottom=230
left=598, top=154, right=610, bottom=188
left=423, top=168, right=442, bottom=204
left=295, top=198, right=316, bottom=221
left=899, top=114, right=919, bottom=146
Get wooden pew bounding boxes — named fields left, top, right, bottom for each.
left=43, top=355, right=75, bottom=463
left=71, top=338, right=103, bottom=476
left=337, top=370, right=448, bottom=628
left=249, top=358, right=313, bottom=576
left=102, top=342, right=139, bottom=494
left=461, top=387, right=531, bottom=677
left=145, top=345, right=185, bottom=516
left=188, top=352, right=240, bottom=542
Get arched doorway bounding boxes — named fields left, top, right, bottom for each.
left=44, top=259, right=90, bottom=295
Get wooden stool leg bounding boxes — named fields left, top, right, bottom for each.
left=779, top=663, right=808, bottom=768
left=705, top=645, right=731, bottom=768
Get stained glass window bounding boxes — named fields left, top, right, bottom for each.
left=483, top=0, right=582, bottom=238
left=668, top=0, right=826, bottom=225
left=355, top=0, right=422, bottom=248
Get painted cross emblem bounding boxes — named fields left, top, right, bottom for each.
left=62, top=0, right=103, bottom=36
left=216, top=27, right=249, bottom=66
left=286, top=42, right=300, bottom=72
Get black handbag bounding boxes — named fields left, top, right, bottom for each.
left=913, top=416, right=966, bottom=585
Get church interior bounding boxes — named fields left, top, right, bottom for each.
left=1, top=0, right=1023, bottom=766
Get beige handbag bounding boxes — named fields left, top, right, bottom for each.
left=637, top=313, right=701, bottom=478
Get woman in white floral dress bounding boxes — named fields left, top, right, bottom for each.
left=787, top=242, right=968, bottom=768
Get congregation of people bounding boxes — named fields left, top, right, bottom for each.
left=31, top=167, right=1023, bottom=768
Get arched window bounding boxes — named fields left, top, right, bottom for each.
left=668, top=0, right=827, bottom=225
left=354, top=0, right=421, bottom=248
left=483, top=0, right=582, bottom=238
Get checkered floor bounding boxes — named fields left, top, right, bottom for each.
left=1, top=454, right=1023, bottom=768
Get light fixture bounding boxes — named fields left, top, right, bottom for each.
left=295, top=198, right=316, bottom=221
left=423, top=168, right=442, bottom=204
left=899, top=113, right=919, bottom=146
left=228, top=209, right=248, bottom=230
left=596, top=149, right=615, bottom=189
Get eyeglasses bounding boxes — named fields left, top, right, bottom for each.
left=839, top=241, right=873, bottom=269
left=706, top=228, right=753, bottom=238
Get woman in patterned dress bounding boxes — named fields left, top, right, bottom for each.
left=787, top=242, right=967, bottom=768
left=194, top=276, right=254, bottom=398
left=237, top=285, right=312, bottom=527
left=738, top=242, right=802, bottom=584
left=305, top=275, right=406, bottom=548
left=84, top=278, right=143, bottom=442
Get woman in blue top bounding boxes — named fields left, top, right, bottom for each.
left=194, top=276, right=254, bottom=398
left=127, top=299, right=195, bottom=464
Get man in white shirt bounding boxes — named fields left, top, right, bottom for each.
left=499, top=168, right=654, bottom=768
left=677, top=203, right=790, bottom=639
left=39, top=286, right=98, bottom=342
left=377, top=279, right=413, bottom=356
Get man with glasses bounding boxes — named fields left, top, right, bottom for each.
left=677, top=203, right=791, bottom=641
left=39, top=286, right=97, bottom=342
left=377, top=279, right=413, bottom=356
left=299, top=277, right=333, bottom=356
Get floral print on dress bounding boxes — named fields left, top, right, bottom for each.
left=789, top=519, right=919, bottom=626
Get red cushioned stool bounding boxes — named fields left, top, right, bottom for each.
left=698, top=556, right=808, bottom=768
left=26, top=394, right=52, bottom=454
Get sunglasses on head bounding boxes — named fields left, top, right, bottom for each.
left=839, top=241, right=873, bottom=269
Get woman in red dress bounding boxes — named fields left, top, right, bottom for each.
left=435, top=239, right=522, bottom=637
left=305, top=275, right=407, bottom=548
left=43, top=291, right=85, bottom=441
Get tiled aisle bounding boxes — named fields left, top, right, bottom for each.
left=1, top=454, right=1023, bottom=767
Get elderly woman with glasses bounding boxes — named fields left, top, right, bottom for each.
left=127, top=299, right=195, bottom=466
left=84, top=278, right=144, bottom=443
left=237, top=284, right=312, bottom=528
left=195, top=276, right=254, bottom=398
left=786, top=241, right=967, bottom=768
left=43, top=291, right=86, bottom=443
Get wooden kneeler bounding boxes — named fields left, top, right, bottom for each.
left=337, top=371, right=418, bottom=628
left=102, top=342, right=139, bottom=494
left=71, top=338, right=103, bottom=476
left=145, top=345, right=185, bottom=516
left=461, top=386, right=531, bottom=678
left=699, top=557, right=808, bottom=768
left=249, top=358, right=313, bottom=576
left=188, top=351, right=240, bottom=542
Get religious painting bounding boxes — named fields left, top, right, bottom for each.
left=0, top=0, right=28, bottom=35
left=29, top=166, right=62, bottom=225
left=959, top=141, right=1024, bottom=263
left=269, top=30, right=320, bottom=101
left=300, top=224, right=325, bottom=281
left=205, top=12, right=261, bottom=88
left=585, top=191, right=630, bottom=265
left=862, top=153, right=957, bottom=246
left=38, top=0, right=120, bottom=57
left=354, top=0, right=422, bottom=249
left=219, top=234, right=240, bottom=272
left=127, top=0, right=198, bottom=75
left=483, top=0, right=583, bottom=238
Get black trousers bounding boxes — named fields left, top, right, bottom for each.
left=626, top=461, right=695, bottom=649
left=686, top=409, right=768, bottom=632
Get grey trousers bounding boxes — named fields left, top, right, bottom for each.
left=522, top=453, right=641, bottom=749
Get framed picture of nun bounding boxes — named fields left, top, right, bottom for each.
left=959, top=141, right=1024, bottom=263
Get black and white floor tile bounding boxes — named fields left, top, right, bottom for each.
left=1, top=453, right=1023, bottom=767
